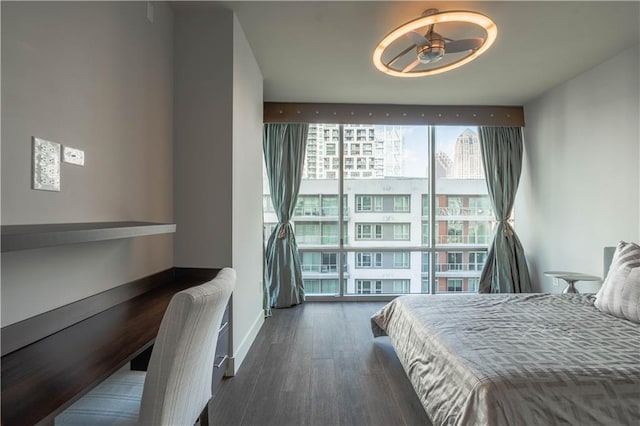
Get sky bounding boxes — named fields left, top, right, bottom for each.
left=377, top=125, right=478, bottom=177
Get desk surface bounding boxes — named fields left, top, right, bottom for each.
left=1, top=273, right=213, bottom=426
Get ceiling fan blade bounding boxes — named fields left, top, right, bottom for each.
left=445, top=38, right=484, bottom=54
left=387, top=44, right=416, bottom=67
left=402, top=58, right=421, bottom=73
left=407, top=31, right=430, bottom=46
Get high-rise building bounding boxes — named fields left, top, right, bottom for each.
left=435, top=152, right=453, bottom=178
left=303, top=124, right=404, bottom=179
left=264, top=125, right=494, bottom=296
left=453, top=128, right=484, bottom=178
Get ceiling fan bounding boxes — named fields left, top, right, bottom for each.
left=372, top=8, right=497, bottom=77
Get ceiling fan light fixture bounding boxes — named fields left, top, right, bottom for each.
left=373, top=10, right=497, bottom=77
left=418, top=38, right=445, bottom=63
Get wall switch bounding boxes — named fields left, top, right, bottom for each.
left=32, top=137, right=61, bottom=191
left=63, top=146, right=85, bottom=166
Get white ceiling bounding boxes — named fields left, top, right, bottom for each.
left=178, top=1, right=640, bottom=106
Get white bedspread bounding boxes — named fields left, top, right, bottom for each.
left=371, top=293, right=640, bottom=426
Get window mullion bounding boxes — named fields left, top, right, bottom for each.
left=338, top=124, right=345, bottom=297
left=429, top=125, right=436, bottom=295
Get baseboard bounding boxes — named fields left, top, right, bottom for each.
left=227, top=309, right=265, bottom=376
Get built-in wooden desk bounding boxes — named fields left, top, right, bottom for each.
left=1, top=268, right=222, bottom=426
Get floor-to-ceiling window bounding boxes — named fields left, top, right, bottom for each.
left=263, top=124, right=492, bottom=297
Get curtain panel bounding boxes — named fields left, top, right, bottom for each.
left=478, top=126, right=532, bottom=293
left=263, top=123, right=309, bottom=309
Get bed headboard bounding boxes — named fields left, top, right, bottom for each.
left=604, top=246, right=616, bottom=278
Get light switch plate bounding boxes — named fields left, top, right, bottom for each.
left=32, top=137, right=61, bottom=191
left=63, top=146, right=85, bottom=166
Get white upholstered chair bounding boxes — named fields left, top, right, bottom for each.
left=55, top=268, right=236, bottom=426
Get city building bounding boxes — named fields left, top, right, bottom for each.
left=304, top=124, right=406, bottom=180
left=453, top=128, right=484, bottom=178
left=264, top=126, right=493, bottom=295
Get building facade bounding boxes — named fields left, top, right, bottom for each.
left=264, top=125, right=494, bottom=296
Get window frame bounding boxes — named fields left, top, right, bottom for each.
left=264, top=123, right=495, bottom=299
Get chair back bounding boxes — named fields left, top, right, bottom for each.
left=137, top=268, right=235, bottom=425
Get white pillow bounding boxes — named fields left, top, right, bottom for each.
left=595, top=241, right=640, bottom=323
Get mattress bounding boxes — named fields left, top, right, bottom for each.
left=371, top=293, right=640, bottom=426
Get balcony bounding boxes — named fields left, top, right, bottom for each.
left=296, top=235, right=349, bottom=246
left=436, top=235, right=491, bottom=245
left=436, top=207, right=494, bottom=217
left=435, top=263, right=485, bottom=274
left=300, top=264, right=348, bottom=274
left=293, top=207, right=349, bottom=219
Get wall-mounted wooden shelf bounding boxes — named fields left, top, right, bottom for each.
left=1, top=221, right=176, bottom=252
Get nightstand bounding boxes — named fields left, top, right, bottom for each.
left=544, top=271, right=601, bottom=294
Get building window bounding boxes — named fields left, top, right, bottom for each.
left=422, top=222, right=429, bottom=245
left=321, top=223, right=338, bottom=245
left=356, top=252, right=382, bottom=268
left=356, top=280, right=382, bottom=294
left=467, top=277, right=480, bottom=293
left=393, top=223, right=410, bottom=240
left=393, top=252, right=410, bottom=268
left=447, top=279, right=463, bottom=292
left=447, top=252, right=463, bottom=271
left=295, top=223, right=320, bottom=244
left=356, top=195, right=383, bottom=212
left=421, top=252, right=429, bottom=273
left=321, top=196, right=337, bottom=216
left=422, top=194, right=429, bottom=216
left=356, top=223, right=383, bottom=240
left=301, top=252, right=321, bottom=272
left=305, top=279, right=339, bottom=294
left=355, top=195, right=372, bottom=212
left=264, top=124, right=494, bottom=296
left=373, top=196, right=383, bottom=211
left=445, top=221, right=463, bottom=244
left=469, top=196, right=492, bottom=216
left=468, top=222, right=490, bottom=245
left=345, top=158, right=354, bottom=169
left=447, top=196, right=463, bottom=215
left=294, top=195, right=320, bottom=216
left=321, top=253, right=338, bottom=273
left=392, top=279, right=410, bottom=293
left=469, top=251, right=487, bottom=271
left=393, top=195, right=410, bottom=212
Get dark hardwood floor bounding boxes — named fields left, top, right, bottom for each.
left=208, top=302, right=433, bottom=426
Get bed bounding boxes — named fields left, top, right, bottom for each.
left=371, top=244, right=640, bottom=426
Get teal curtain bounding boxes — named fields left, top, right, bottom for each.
left=263, top=123, right=309, bottom=309
left=478, top=127, right=532, bottom=293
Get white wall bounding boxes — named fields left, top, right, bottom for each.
left=231, top=15, right=265, bottom=372
left=517, top=44, right=640, bottom=293
left=173, top=7, right=264, bottom=374
left=1, top=1, right=174, bottom=326
left=173, top=9, right=233, bottom=268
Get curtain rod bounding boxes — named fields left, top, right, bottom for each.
left=264, top=102, right=525, bottom=127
